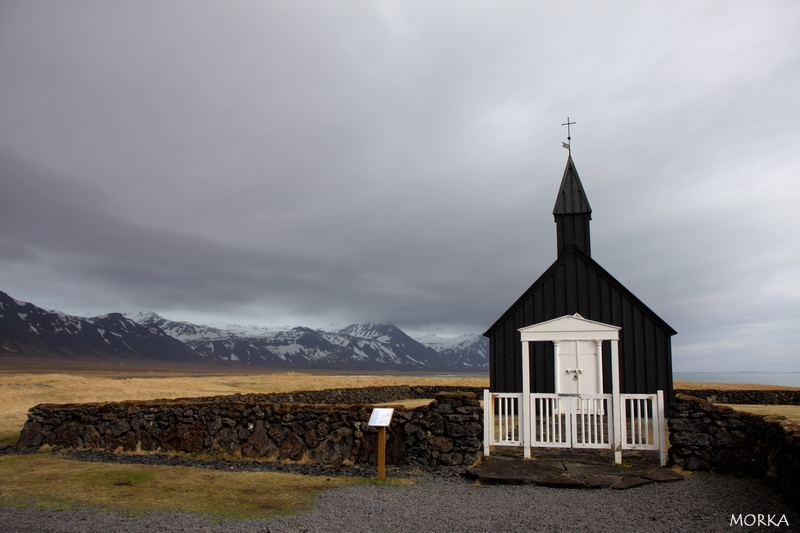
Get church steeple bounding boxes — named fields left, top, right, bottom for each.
left=553, top=155, right=592, bottom=257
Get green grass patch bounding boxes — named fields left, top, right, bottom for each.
left=0, top=453, right=366, bottom=519
left=74, top=469, right=157, bottom=486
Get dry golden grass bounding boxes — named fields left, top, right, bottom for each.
left=675, top=381, right=800, bottom=422
left=674, top=380, right=799, bottom=391
left=1, top=371, right=797, bottom=518
left=718, top=404, right=800, bottom=422
left=3, top=372, right=794, bottom=445
left=374, top=398, right=437, bottom=409
left=0, top=370, right=436, bottom=518
left=0, top=453, right=366, bottom=519
left=0, top=370, right=488, bottom=445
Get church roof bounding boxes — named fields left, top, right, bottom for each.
left=483, top=244, right=677, bottom=337
left=553, top=155, right=592, bottom=216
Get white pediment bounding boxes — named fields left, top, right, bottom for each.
left=518, top=313, right=620, bottom=342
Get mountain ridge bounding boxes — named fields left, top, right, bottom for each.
left=1, top=291, right=488, bottom=371
left=0, top=292, right=200, bottom=363
left=130, top=312, right=487, bottom=370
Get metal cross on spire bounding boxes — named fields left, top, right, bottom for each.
left=561, top=117, right=575, bottom=154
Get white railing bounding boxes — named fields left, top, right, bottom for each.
left=530, top=393, right=570, bottom=447
left=620, top=391, right=666, bottom=465
left=484, top=389, right=667, bottom=465
left=483, top=391, right=523, bottom=455
left=529, top=393, right=612, bottom=448
left=572, top=394, right=612, bottom=448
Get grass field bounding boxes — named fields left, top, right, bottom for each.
left=0, top=370, right=488, bottom=446
left=675, top=381, right=800, bottom=391
left=1, top=369, right=797, bottom=518
left=0, top=369, right=472, bottom=518
left=675, top=382, right=800, bottom=422
left=0, top=453, right=370, bottom=519
left=718, top=404, right=800, bottom=421
left=3, top=371, right=799, bottom=445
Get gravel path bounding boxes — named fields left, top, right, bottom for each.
left=1, top=469, right=797, bottom=532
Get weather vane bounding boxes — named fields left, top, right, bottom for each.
left=561, top=117, right=575, bottom=154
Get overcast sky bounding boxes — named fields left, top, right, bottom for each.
left=1, top=1, right=799, bottom=372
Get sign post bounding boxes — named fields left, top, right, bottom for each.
left=377, top=426, right=387, bottom=480
left=368, top=408, right=394, bottom=480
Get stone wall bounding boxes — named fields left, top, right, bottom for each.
left=668, top=394, right=800, bottom=509
left=673, top=389, right=800, bottom=405
left=199, top=385, right=486, bottom=406
left=16, top=389, right=483, bottom=469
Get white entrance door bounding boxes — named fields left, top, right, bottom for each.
left=558, top=340, right=601, bottom=395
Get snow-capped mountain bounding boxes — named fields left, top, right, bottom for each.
left=129, top=314, right=473, bottom=370
left=322, top=323, right=440, bottom=368
left=412, top=333, right=483, bottom=351
left=0, top=292, right=201, bottom=363
left=125, top=312, right=232, bottom=342
left=2, top=291, right=488, bottom=370
left=435, top=335, right=489, bottom=368
left=413, top=333, right=489, bottom=369
left=125, top=312, right=290, bottom=342
left=128, top=315, right=488, bottom=370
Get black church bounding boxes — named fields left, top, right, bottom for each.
left=483, top=154, right=676, bottom=402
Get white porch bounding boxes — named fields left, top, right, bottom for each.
left=482, top=314, right=667, bottom=465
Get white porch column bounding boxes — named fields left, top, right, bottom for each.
left=521, top=340, right=531, bottom=459
left=483, top=389, right=491, bottom=457
left=553, top=340, right=561, bottom=395
left=610, top=339, right=622, bottom=464
left=657, top=390, right=667, bottom=466
left=594, top=340, right=604, bottom=394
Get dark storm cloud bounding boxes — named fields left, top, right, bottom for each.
left=1, top=1, right=799, bottom=370
left=0, top=151, right=510, bottom=329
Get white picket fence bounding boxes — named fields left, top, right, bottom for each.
left=483, top=390, right=666, bottom=465
left=620, top=393, right=666, bottom=451
left=530, top=393, right=570, bottom=447
left=483, top=392, right=522, bottom=447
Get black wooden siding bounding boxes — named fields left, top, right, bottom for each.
left=555, top=212, right=591, bottom=257
left=485, top=245, right=675, bottom=402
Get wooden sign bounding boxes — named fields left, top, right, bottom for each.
left=368, top=408, right=394, bottom=427
left=368, top=408, right=394, bottom=479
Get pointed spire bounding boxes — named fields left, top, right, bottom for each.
left=553, top=155, right=592, bottom=216
left=553, top=155, right=592, bottom=257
